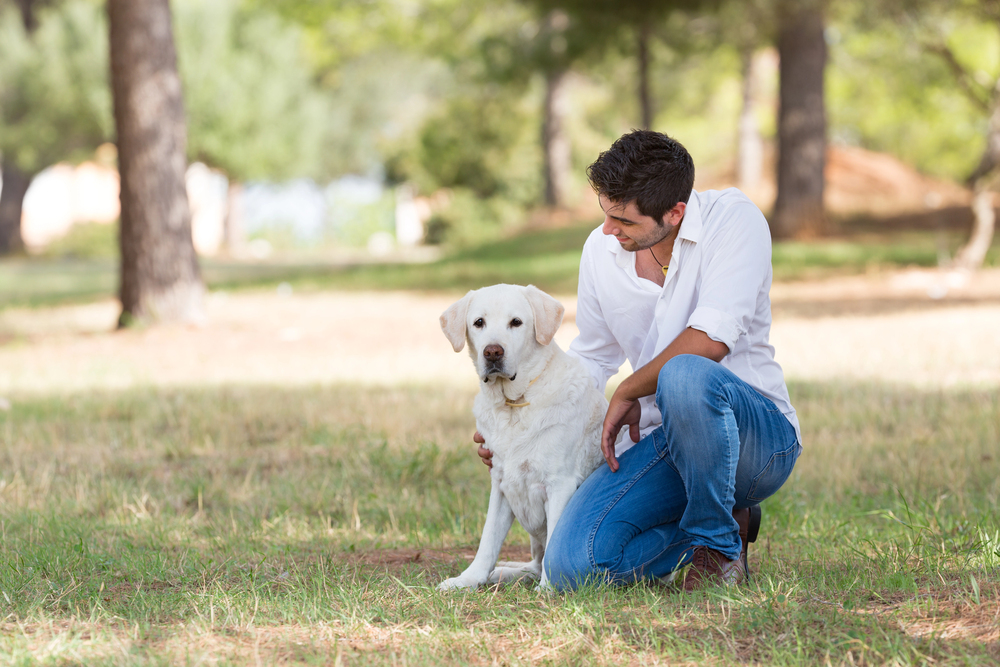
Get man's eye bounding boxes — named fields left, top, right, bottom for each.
left=473, top=318, right=485, bottom=328
left=510, top=318, right=522, bottom=328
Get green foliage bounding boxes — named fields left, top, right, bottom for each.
left=38, top=221, right=117, bottom=259
left=827, top=14, right=994, bottom=181
left=174, top=0, right=333, bottom=181
left=0, top=1, right=112, bottom=175
left=386, top=86, right=542, bottom=245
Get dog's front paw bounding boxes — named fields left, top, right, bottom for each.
left=437, top=575, right=484, bottom=591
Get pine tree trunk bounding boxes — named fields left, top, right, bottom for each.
left=637, top=24, right=653, bottom=130
left=957, top=79, right=1000, bottom=271
left=224, top=181, right=245, bottom=255
left=772, top=1, right=827, bottom=239
left=737, top=47, right=763, bottom=192
left=0, top=0, right=39, bottom=255
left=108, top=0, right=204, bottom=326
left=542, top=69, right=571, bottom=208
left=13, top=0, right=39, bottom=33
left=0, top=159, right=30, bottom=255
left=954, top=188, right=996, bottom=270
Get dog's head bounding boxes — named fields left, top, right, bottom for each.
left=440, top=284, right=564, bottom=382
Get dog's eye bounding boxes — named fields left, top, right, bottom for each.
left=473, top=318, right=485, bottom=328
left=510, top=318, right=522, bottom=328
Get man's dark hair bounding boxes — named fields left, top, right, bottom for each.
left=587, top=130, right=695, bottom=223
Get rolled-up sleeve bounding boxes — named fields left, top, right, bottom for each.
left=686, top=203, right=771, bottom=352
left=568, top=234, right=626, bottom=391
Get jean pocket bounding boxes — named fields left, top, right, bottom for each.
left=746, top=442, right=800, bottom=502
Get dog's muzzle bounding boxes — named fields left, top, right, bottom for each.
left=482, top=343, right=507, bottom=380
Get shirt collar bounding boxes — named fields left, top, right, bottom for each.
left=603, top=189, right=701, bottom=267
left=677, top=189, right=703, bottom=244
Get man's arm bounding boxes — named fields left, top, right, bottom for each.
left=600, top=327, right=728, bottom=472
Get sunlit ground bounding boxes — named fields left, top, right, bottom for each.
left=0, top=267, right=998, bottom=665
left=1, top=267, right=999, bottom=394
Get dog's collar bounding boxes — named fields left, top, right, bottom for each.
left=501, top=372, right=542, bottom=408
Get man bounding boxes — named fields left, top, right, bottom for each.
left=477, top=130, right=801, bottom=590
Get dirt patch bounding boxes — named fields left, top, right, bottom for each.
left=341, top=546, right=534, bottom=569
left=0, top=267, right=999, bottom=394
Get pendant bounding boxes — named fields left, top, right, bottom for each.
left=662, top=265, right=669, bottom=276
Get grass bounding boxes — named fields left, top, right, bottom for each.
left=1, top=381, right=998, bottom=665
left=4, top=222, right=999, bottom=308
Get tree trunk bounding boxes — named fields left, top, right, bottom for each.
left=772, top=1, right=827, bottom=239
left=954, top=188, right=996, bottom=270
left=637, top=24, right=653, bottom=130
left=224, top=180, right=245, bottom=255
left=956, top=79, right=1000, bottom=271
left=0, top=160, right=31, bottom=255
left=542, top=68, right=572, bottom=208
left=737, top=47, right=764, bottom=192
left=13, top=0, right=40, bottom=33
left=108, top=0, right=204, bottom=326
left=0, top=1, right=40, bottom=255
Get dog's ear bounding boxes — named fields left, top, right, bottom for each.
left=440, top=291, right=474, bottom=352
left=522, top=284, right=564, bottom=346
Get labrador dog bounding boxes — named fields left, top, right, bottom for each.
left=438, top=284, right=608, bottom=590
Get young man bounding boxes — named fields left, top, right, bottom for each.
left=477, top=130, right=801, bottom=590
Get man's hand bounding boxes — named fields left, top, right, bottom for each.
left=601, top=388, right=641, bottom=473
left=474, top=431, right=493, bottom=468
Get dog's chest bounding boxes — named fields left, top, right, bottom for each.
left=493, top=456, right=550, bottom=535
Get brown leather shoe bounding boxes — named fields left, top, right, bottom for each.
left=732, top=504, right=761, bottom=582
left=679, top=546, right=747, bottom=591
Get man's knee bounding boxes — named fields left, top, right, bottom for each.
left=656, top=354, right=718, bottom=412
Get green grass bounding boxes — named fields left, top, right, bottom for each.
left=4, top=223, right=998, bottom=308
left=0, top=381, right=998, bottom=664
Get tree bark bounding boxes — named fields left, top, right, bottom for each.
left=542, top=68, right=572, bottom=208
left=0, top=158, right=30, bottom=255
left=737, top=47, right=764, bottom=192
left=224, top=180, right=245, bottom=255
left=955, top=77, right=1000, bottom=271
left=108, top=0, right=204, bottom=326
left=13, top=0, right=40, bottom=33
left=0, top=0, right=41, bottom=256
left=772, top=1, right=827, bottom=239
left=954, top=188, right=996, bottom=270
left=637, top=24, right=653, bottom=130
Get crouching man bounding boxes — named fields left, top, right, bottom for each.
left=478, top=130, right=802, bottom=589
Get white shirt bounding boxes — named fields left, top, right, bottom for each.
left=568, top=188, right=801, bottom=454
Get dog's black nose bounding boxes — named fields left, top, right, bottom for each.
left=483, top=344, right=505, bottom=362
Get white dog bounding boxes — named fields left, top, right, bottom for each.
left=437, top=284, right=608, bottom=590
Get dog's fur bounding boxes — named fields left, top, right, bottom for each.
left=438, top=284, right=608, bottom=590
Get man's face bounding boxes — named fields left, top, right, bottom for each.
left=599, top=195, right=683, bottom=252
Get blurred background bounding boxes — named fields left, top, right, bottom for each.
left=0, top=0, right=998, bottom=312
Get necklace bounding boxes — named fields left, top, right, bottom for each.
left=649, top=247, right=669, bottom=276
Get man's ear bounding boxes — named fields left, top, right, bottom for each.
left=522, top=284, right=564, bottom=346
left=440, top=291, right=474, bottom=352
left=664, top=201, right=686, bottom=227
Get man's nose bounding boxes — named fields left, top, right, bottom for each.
left=483, top=344, right=505, bottom=362
left=602, top=216, right=619, bottom=236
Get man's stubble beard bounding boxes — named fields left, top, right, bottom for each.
left=628, top=222, right=676, bottom=253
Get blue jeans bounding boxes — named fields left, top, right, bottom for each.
left=544, top=354, right=800, bottom=590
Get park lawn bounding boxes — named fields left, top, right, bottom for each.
left=2, top=222, right=998, bottom=308
left=0, top=381, right=998, bottom=665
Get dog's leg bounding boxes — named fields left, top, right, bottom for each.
left=488, top=533, right=544, bottom=584
left=537, top=482, right=579, bottom=590
left=438, top=480, right=514, bottom=591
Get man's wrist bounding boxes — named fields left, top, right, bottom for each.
left=616, top=375, right=644, bottom=402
